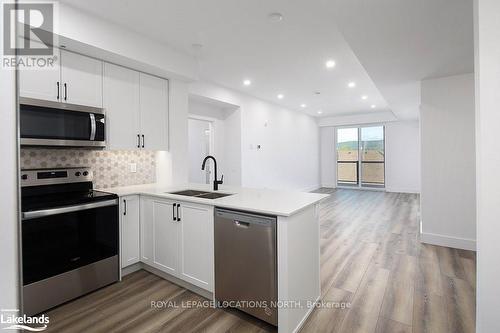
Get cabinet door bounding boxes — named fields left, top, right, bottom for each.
left=140, top=197, right=154, bottom=265
left=60, top=50, right=103, bottom=107
left=139, top=73, right=168, bottom=150
left=103, top=63, right=141, bottom=150
left=19, top=44, right=61, bottom=101
left=120, top=196, right=140, bottom=268
left=178, top=202, right=214, bottom=291
left=151, top=199, right=178, bottom=274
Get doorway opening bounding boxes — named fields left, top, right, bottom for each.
left=336, top=125, right=385, bottom=189
left=188, top=117, right=214, bottom=184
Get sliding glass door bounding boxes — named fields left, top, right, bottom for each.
left=336, top=126, right=385, bottom=189
left=336, top=127, right=359, bottom=187
left=360, top=126, right=385, bottom=188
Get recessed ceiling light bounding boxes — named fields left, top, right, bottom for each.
left=371, top=104, right=376, bottom=109
left=317, top=110, right=323, bottom=114
left=277, top=94, right=284, bottom=99
left=268, top=12, right=284, bottom=22
left=361, top=95, right=368, bottom=100
left=348, top=82, right=356, bottom=88
left=243, top=79, right=251, bottom=86
left=325, top=60, right=336, bottom=69
left=300, top=104, right=307, bottom=108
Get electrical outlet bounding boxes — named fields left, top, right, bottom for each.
left=129, top=163, right=137, bottom=173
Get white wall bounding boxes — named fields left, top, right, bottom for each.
left=190, top=81, right=320, bottom=192
left=167, top=80, right=189, bottom=185
left=385, top=121, right=421, bottom=193
left=420, top=73, right=476, bottom=251
left=320, top=127, right=336, bottom=187
left=475, top=0, right=500, bottom=331
left=319, top=121, right=421, bottom=192
left=0, top=0, right=19, bottom=316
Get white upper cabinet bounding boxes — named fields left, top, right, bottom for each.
left=103, top=63, right=141, bottom=150
left=104, top=67, right=169, bottom=151
left=19, top=44, right=61, bottom=101
left=139, top=73, right=169, bottom=151
left=60, top=50, right=103, bottom=107
left=19, top=47, right=103, bottom=107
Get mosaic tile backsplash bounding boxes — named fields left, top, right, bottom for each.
left=20, top=149, right=156, bottom=189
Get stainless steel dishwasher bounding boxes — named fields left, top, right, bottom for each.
left=214, top=208, right=278, bottom=326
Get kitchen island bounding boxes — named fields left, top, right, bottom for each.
left=108, top=183, right=328, bottom=333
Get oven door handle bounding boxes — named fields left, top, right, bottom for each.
left=90, top=113, right=96, bottom=141
left=22, top=199, right=118, bottom=220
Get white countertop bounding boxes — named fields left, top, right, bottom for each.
left=106, top=183, right=329, bottom=216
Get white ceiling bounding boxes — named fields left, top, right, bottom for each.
left=60, top=0, right=473, bottom=120
left=329, top=0, right=474, bottom=119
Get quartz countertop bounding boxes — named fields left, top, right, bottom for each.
left=106, top=183, right=329, bottom=216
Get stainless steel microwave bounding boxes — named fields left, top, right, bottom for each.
left=20, top=97, right=106, bottom=148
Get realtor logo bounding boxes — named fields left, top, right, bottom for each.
left=3, top=2, right=54, bottom=55
left=0, top=309, right=49, bottom=331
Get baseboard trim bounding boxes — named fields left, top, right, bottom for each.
left=386, top=187, right=420, bottom=194
left=420, top=232, right=476, bottom=251
left=301, top=184, right=322, bottom=192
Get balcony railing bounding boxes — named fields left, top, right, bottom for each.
left=337, top=161, right=385, bottom=187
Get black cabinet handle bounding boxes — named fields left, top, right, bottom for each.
left=64, top=83, right=67, bottom=101
left=177, top=204, right=181, bottom=222
left=123, top=199, right=127, bottom=215
left=56, top=82, right=60, bottom=100
left=173, top=203, right=177, bottom=221
left=137, top=134, right=140, bottom=148
left=142, top=134, right=145, bottom=148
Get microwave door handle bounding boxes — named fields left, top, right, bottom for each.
left=90, top=113, right=96, bottom=141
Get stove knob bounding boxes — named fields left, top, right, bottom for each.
left=21, top=174, right=28, bottom=180
left=82, top=171, right=89, bottom=176
left=75, top=171, right=81, bottom=177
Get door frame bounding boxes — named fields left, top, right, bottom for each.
left=188, top=115, right=215, bottom=183
left=334, top=124, right=386, bottom=191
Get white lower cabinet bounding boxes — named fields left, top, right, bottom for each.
left=178, top=202, right=214, bottom=291
left=152, top=199, right=178, bottom=274
left=120, top=195, right=140, bottom=268
left=139, top=196, right=214, bottom=292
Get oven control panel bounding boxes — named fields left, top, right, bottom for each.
left=20, top=167, right=93, bottom=187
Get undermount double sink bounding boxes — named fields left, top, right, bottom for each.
left=168, top=189, right=234, bottom=199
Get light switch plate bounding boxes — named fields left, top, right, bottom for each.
left=129, top=163, right=137, bottom=173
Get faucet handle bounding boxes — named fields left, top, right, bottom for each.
left=219, top=174, right=224, bottom=184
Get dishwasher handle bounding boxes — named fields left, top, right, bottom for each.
left=215, top=208, right=277, bottom=226
left=234, top=220, right=250, bottom=228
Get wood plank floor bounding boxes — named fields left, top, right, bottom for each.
left=44, top=189, right=476, bottom=333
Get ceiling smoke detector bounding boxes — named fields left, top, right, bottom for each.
left=268, top=12, right=284, bottom=22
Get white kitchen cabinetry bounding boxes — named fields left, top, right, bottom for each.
left=19, top=43, right=61, bottom=101
left=103, top=63, right=141, bottom=150
left=139, top=73, right=169, bottom=150
left=152, top=199, right=178, bottom=275
left=104, top=66, right=169, bottom=151
left=120, top=195, right=140, bottom=268
left=19, top=48, right=103, bottom=107
left=178, top=202, right=214, bottom=291
left=139, top=196, right=214, bottom=292
left=60, top=50, right=103, bottom=107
